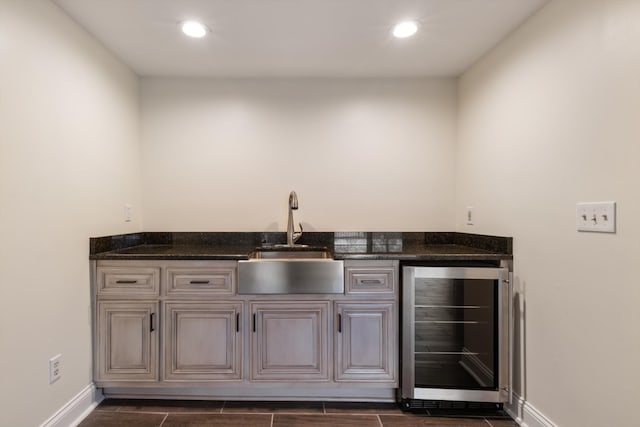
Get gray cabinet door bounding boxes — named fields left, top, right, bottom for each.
left=96, top=301, right=158, bottom=382
left=250, top=301, right=330, bottom=381
left=335, top=302, right=397, bottom=383
left=163, top=302, right=242, bottom=381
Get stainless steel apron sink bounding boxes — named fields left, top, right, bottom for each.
left=238, top=246, right=344, bottom=294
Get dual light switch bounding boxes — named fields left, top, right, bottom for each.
left=576, top=201, right=616, bottom=233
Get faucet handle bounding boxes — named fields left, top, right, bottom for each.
left=293, top=223, right=303, bottom=243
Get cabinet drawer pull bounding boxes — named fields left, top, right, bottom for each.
left=150, top=313, right=155, bottom=332
left=189, top=280, right=210, bottom=285
left=236, top=313, right=240, bottom=333
left=360, top=279, right=383, bottom=285
left=338, top=313, right=342, bottom=333
left=253, top=313, right=256, bottom=333
left=116, top=279, right=138, bottom=284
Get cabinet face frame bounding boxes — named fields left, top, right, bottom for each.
left=163, top=301, right=243, bottom=381
left=96, top=301, right=159, bottom=382
left=334, top=302, right=397, bottom=383
left=250, top=301, right=330, bottom=382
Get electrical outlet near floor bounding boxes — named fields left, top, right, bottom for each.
left=576, top=201, right=616, bottom=233
left=49, top=354, right=61, bottom=384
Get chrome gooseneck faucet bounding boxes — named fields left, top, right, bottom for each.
left=287, top=191, right=303, bottom=246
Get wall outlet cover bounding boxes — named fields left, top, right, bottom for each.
left=49, top=354, right=61, bottom=384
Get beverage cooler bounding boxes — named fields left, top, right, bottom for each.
left=401, top=266, right=511, bottom=407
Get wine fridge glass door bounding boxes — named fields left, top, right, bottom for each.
left=402, top=266, right=510, bottom=403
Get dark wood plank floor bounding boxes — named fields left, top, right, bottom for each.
left=78, top=399, right=518, bottom=427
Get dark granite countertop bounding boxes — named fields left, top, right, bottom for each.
left=90, top=232, right=512, bottom=262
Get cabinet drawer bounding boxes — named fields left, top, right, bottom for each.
left=97, top=267, right=160, bottom=296
left=166, top=264, right=236, bottom=296
left=345, top=267, right=396, bottom=295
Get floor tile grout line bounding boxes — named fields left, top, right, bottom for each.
left=219, top=410, right=325, bottom=415
left=270, top=413, right=274, bottom=427
left=114, top=409, right=171, bottom=415
left=163, top=411, right=230, bottom=415
left=376, top=414, right=384, bottom=427
left=158, top=413, right=168, bottom=427
left=326, top=412, right=401, bottom=416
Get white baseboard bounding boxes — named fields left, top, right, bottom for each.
left=505, top=393, right=557, bottom=427
left=40, top=383, right=103, bottom=427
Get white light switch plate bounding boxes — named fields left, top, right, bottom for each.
left=576, top=201, right=616, bottom=233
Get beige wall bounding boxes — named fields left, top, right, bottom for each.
left=457, top=0, right=640, bottom=426
left=0, top=1, right=141, bottom=425
left=140, top=77, right=457, bottom=231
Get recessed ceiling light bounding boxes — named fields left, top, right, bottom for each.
left=181, top=20, right=208, bottom=38
left=393, top=21, right=418, bottom=38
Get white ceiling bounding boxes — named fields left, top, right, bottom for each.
left=52, top=0, right=550, bottom=78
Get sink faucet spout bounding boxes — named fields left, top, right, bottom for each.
left=287, top=191, right=303, bottom=245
